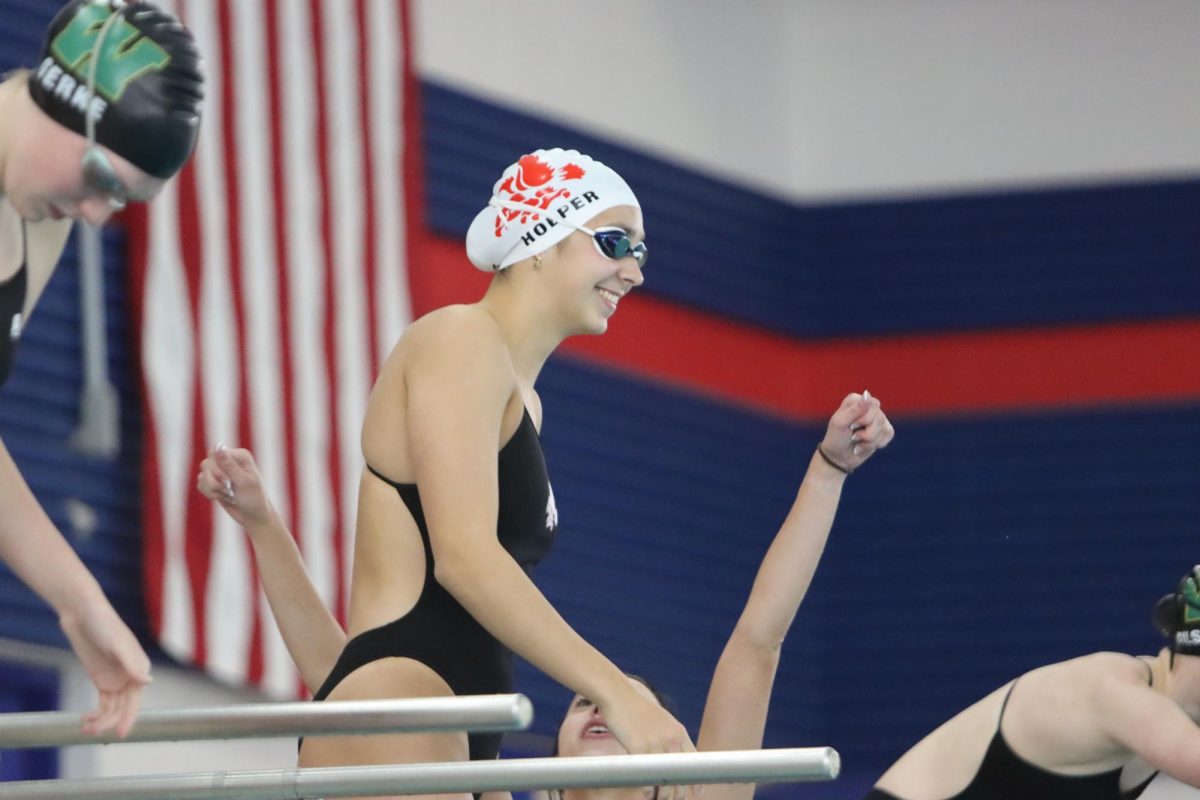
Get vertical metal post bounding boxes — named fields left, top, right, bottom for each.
left=70, top=221, right=120, bottom=458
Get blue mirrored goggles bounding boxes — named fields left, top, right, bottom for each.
left=566, top=223, right=648, bottom=269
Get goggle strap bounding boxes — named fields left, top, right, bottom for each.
left=85, top=5, right=128, bottom=146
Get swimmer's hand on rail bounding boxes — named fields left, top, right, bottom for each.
left=63, top=601, right=152, bottom=739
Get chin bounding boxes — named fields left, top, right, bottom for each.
left=567, top=739, right=627, bottom=758
left=566, top=317, right=608, bottom=337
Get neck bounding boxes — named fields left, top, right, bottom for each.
left=477, top=275, right=568, bottom=386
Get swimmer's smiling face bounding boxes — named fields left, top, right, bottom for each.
left=541, top=204, right=646, bottom=336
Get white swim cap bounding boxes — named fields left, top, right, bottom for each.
left=465, top=148, right=640, bottom=272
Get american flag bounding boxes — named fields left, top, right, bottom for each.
left=127, top=0, right=415, bottom=697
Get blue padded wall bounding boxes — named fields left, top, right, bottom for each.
left=0, top=0, right=50, bottom=60
left=807, top=182, right=1200, bottom=336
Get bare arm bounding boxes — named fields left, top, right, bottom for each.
left=696, top=393, right=893, bottom=800
left=1095, top=667, right=1200, bottom=788
left=408, top=312, right=693, bottom=769
left=198, top=446, right=346, bottom=694
left=0, top=433, right=150, bottom=736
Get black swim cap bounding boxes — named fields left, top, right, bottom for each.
left=28, top=0, right=204, bottom=179
left=1154, top=566, right=1200, bottom=656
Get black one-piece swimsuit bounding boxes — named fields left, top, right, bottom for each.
left=309, top=407, right=558, bottom=765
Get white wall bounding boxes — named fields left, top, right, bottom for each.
left=415, top=0, right=1200, bottom=200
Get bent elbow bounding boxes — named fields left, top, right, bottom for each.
left=432, top=545, right=485, bottom=595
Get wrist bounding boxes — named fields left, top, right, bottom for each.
left=243, top=504, right=284, bottom=539
left=814, top=445, right=853, bottom=477
left=588, top=664, right=639, bottom=709
left=51, top=570, right=107, bottom=621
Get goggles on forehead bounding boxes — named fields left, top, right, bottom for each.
left=81, top=5, right=132, bottom=212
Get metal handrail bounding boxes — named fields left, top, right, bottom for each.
left=0, top=694, right=532, bottom=749
left=0, top=747, right=839, bottom=798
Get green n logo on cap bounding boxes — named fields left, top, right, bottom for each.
left=51, top=4, right=170, bottom=102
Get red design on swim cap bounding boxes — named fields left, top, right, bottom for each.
left=493, top=154, right=587, bottom=237
left=559, top=163, right=585, bottom=181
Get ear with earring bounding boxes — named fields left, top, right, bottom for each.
left=533, top=253, right=543, bottom=271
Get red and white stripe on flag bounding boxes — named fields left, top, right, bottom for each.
left=127, top=0, right=414, bottom=697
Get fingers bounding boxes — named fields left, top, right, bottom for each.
left=79, top=683, right=143, bottom=739
left=81, top=690, right=120, bottom=737
left=210, top=443, right=264, bottom=500
left=820, top=389, right=895, bottom=472
left=873, top=414, right=896, bottom=449
left=848, top=390, right=881, bottom=429
left=661, top=723, right=694, bottom=800
left=850, top=418, right=892, bottom=459
left=196, top=461, right=234, bottom=502
left=197, top=444, right=235, bottom=498
left=197, top=442, right=261, bottom=501
left=113, top=683, right=143, bottom=739
left=214, top=443, right=254, bottom=484
left=832, top=392, right=870, bottom=428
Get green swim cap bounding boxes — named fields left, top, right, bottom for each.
left=28, top=0, right=204, bottom=179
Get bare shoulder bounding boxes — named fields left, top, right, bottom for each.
left=404, top=305, right=508, bottom=362
left=399, top=304, right=516, bottom=402
left=1064, top=651, right=1150, bottom=683
left=1021, top=652, right=1151, bottom=708
left=374, top=305, right=508, bottom=377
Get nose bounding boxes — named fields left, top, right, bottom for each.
left=618, top=259, right=644, bottom=288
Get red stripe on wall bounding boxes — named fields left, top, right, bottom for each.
left=411, top=232, right=1200, bottom=420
